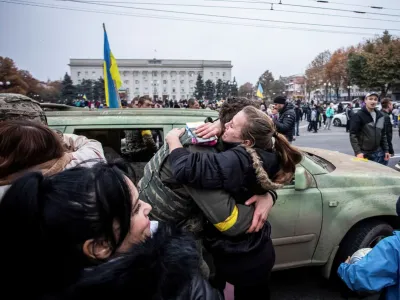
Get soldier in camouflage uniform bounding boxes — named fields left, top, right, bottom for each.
left=122, top=129, right=158, bottom=162
left=122, top=96, right=158, bottom=161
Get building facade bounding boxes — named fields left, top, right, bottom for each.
left=282, top=75, right=306, bottom=100
left=69, top=58, right=232, bottom=101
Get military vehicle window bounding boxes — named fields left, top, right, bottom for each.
left=73, top=128, right=164, bottom=180
left=304, top=152, right=336, bottom=172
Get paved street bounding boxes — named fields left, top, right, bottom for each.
left=293, top=120, right=400, bottom=169
left=269, top=120, right=399, bottom=299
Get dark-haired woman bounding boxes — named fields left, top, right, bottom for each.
left=0, top=162, right=222, bottom=299
left=0, top=119, right=105, bottom=199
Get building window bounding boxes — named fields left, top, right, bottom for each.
left=163, top=88, right=167, bottom=93
left=173, top=95, right=176, bottom=100
left=172, top=80, right=176, bottom=84
left=172, top=88, right=176, bottom=93
left=152, top=71, right=158, bottom=77
left=189, top=80, right=194, bottom=84
left=135, top=80, right=140, bottom=84
left=223, top=72, right=226, bottom=77
left=77, top=72, right=81, bottom=77
left=216, top=72, right=220, bottom=76
left=210, top=72, right=213, bottom=76
left=181, top=88, right=185, bottom=93
left=78, top=79, right=82, bottom=84
left=144, top=80, right=148, bottom=84
left=143, top=76, right=147, bottom=80
left=85, top=71, right=88, bottom=76
left=135, top=87, right=139, bottom=92
left=145, top=87, right=148, bottom=91
left=148, top=59, right=162, bottom=65
left=124, top=80, right=129, bottom=85
left=163, top=80, right=167, bottom=84
left=180, top=80, right=184, bottom=84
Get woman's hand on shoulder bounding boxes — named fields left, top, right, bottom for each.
left=165, top=128, right=185, bottom=143
left=166, top=128, right=185, bottom=151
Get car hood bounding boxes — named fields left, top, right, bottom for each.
left=300, top=147, right=400, bottom=176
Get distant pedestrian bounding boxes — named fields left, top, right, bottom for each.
left=293, top=104, right=301, bottom=137
left=324, top=103, right=335, bottom=130
left=273, top=96, right=295, bottom=143
left=380, top=98, right=394, bottom=166
left=349, top=92, right=390, bottom=165
left=310, top=105, right=319, bottom=133
left=345, top=103, right=354, bottom=133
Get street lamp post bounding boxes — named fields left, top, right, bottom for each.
left=347, top=85, right=352, bottom=101
left=324, top=83, right=328, bottom=103
left=328, top=82, right=332, bottom=102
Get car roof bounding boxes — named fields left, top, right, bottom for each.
left=46, top=108, right=219, bottom=126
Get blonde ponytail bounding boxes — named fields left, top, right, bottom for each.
left=242, top=145, right=283, bottom=190
left=239, top=106, right=303, bottom=190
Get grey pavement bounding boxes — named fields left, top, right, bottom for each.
left=270, top=120, right=400, bottom=299
left=294, top=120, right=400, bottom=169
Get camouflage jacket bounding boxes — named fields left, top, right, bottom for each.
left=138, top=131, right=255, bottom=236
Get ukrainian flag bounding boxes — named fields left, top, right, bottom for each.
left=103, top=23, right=122, bottom=108
left=256, top=83, right=264, bottom=99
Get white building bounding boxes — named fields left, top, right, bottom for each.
left=69, top=58, right=232, bottom=101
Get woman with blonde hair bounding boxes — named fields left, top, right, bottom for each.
left=165, top=105, right=303, bottom=299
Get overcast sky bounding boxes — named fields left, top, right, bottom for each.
left=1, top=0, right=399, bottom=85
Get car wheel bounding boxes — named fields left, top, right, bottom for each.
left=330, top=220, right=393, bottom=280
left=333, top=118, right=342, bottom=127
left=330, top=220, right=393, bottom=297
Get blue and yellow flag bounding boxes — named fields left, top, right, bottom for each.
left=256, top=83, right=263, bottom=99
left=103, top=24, right=122, bottom=108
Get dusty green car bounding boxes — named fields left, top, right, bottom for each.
left=46, top=106, right=400, bottom=279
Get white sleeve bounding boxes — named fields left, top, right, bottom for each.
left=63, top=134, right=106, bottom=168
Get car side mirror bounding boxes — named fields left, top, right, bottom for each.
left=294, top=166, right=309, bottom=191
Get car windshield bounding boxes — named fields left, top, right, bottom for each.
left=303, top=152, right=336, bottom=172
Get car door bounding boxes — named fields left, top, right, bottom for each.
left=269, top=166, right=323, bottom=270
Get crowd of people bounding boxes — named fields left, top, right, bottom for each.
left=0, top=92, right=400, bottom=300
left=73, top=95, right=221, bottom=110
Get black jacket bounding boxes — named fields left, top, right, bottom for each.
left=381, top=110, right=394, bottom=155
left=274, top=102, right=296, bottom=142
left=349, top=107, right=389, bottom=155
left=169, top=144, right=281, bottom=203
left=63, top=224, right=222, bottom=300
left=345, top=107, right=354, bottom=120
left=294, top=106, right=301, bottom=121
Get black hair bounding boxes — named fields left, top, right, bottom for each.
left=0, top=160, right=136, bottom=298
left=219, top=97, right=260, bottom=128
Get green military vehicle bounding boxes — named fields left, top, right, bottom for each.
left=45, top=105, right=400, bottom=279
